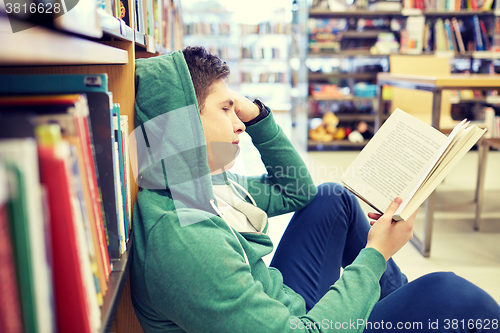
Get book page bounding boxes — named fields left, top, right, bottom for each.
left=341, top=108, right=447, bottom=213
left=400, top=125, right=486, bottom=219
left=392, top=118, right=468, bottom=218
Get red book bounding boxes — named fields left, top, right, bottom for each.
left=480, top=20, right=491, bottom=51
left=38, top=142, right=97, bottom=333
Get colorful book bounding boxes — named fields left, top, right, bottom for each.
left=120, top=115, right=133, bottom=228
left=473, top=15, right=484, bottom=51
left=0, top=94, right=110, bottom=297
left=444, top=19, right=455, bottom=51
left=36, top=125, right=100, bottom=333
left=479, top=19, right=491, bottom=51
left=113, top=104, right=127, bottom=253
left=0, top=161, right=24, bottom=333
left=0, top=74, right=122, bottom=261
left=435, top=19, right=446, bottom=52
left=452, top=18, right=466, bottom=54
left=406, top=15, right=426, bottom=54
left=0, top=139, right=54, bottom=333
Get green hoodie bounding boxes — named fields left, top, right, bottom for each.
left=130, top=50, right=387, bottom=333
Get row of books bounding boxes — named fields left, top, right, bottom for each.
left=183, top=21, right=291, bottom=36
left=183, top=21, right=235, bottom=36
left=0, top=74, right=132, bottom=333
left=402, top=15, right=497, bottom=54
left=134, top=0, right=183, bottom=51
left=240, top=72, right=288, bottom=84
left=403, top=0, right=495, bottom=11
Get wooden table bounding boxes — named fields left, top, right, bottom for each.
left=376, top=73, right=500, bottom=257
left=475, top=138, right=500, bottom=231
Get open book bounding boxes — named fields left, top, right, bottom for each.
left=340, top=108, right=486, bottom=221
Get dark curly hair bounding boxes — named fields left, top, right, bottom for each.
left=182, top=46, right=230, bottom=112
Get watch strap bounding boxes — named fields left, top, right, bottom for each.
left=244, top=99, right=270, bottom=126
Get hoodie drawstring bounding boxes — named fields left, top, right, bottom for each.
left=210, top=198, right=250, bottom=266
left=228, top=179, right=257, bottom=206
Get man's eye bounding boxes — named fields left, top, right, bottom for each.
left=223, top=107, right=229, bottom=111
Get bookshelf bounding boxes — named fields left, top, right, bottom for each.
left=305, top=0, right=500, bottom=150
left=0, top=0, right=182, bottom=330
left=182, top=2, right=293, bottom=112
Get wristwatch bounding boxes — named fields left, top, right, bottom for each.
left=244, top=99, right=269, bottom=126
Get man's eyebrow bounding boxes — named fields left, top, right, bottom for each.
left=220, top=99, right=234, bottom=106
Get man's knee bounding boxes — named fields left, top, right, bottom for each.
left=418, top=272, right=499, bottom=311
left=316, top=182, right=347, bottom=199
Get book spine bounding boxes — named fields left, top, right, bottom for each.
left=473, top=15, right=484, bottom=51
left=0, top=164, right=24, bottom=333
left=38, top=142, right=96, bottom=333
left=479, top=19, right=491, bottom=51
left=113, top=138, right=126, bottom=254
left=452, top=18, right=466, bottom=54
left=494, top=17, right=500, bottom=51
left=120, top=116, right=133, bottom=228
left=113, top=104, right=128, bottom=242
left=444, top=19, right=455, bottom=51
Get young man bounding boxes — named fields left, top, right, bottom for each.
left=130, top=46, right=500, bottom=332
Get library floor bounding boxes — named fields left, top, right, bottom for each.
left=232, top=112, right=500, bottom=305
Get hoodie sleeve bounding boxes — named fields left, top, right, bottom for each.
left=143, top=211, right=387, bottom=333
left=233, top=110, right=316, bottom=217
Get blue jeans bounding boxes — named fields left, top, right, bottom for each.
left=270, top=183, right=500, bottom=332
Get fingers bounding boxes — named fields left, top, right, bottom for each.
left=383, top=197, right=402, bottom=218
left=367, top=212, right=382, bottom=220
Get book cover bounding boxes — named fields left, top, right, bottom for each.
left=37, top=134, right=100, bottom=333
left=340, top=108, right=486, bottom=221
left=120, top=115, right=133, bottom=228
left=0, top=139, right=54, bottom=333
left=406, top=15, right=426, bottom=54
left=113, top=139, right=126, bottom=253
left=113, top=104, right=129, bottom=243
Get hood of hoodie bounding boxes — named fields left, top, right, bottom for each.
left=133, top=50, right=217, bottom=226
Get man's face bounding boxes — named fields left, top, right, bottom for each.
left=200, top=79, right=245, bottom=173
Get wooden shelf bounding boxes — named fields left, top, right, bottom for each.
left=309, top=9, right=402, bottom=18
left=135, top=30, right=147, bottom=47
left=100, top=243, right=132, bottom=333
left=0, top=17, right=128, bottom=66
left=342, top=30, right=390, bottom=38
left=401, top=8, right=495, bottom=16
left=99, top=10, right=134, bottom=42
left=450, top=96, right=500, bottom=104
left=308, top=51, right=389, bottom=57
left=472, top=51, right=500, bottom=59
left=309, top=72, right=377, bottom=80
left=308, top=139, right=369, bottom=149
left=309, top=113, right=381, bottom=121
left=310, top=95, right=377, bottom=101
